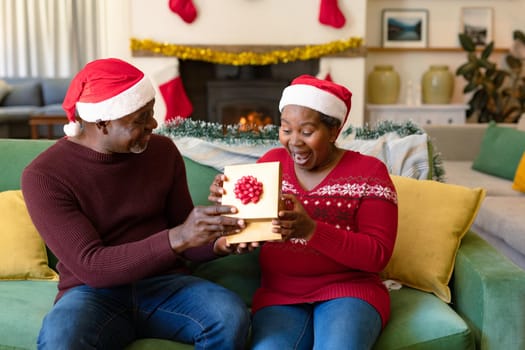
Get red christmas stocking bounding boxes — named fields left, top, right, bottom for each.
left=169, top=0, right=197, bottom=24
left=159, top=76, right=193, bottom=122
left=317, top=70, right=333, bottom=82
left=319, top=0, right=346, bottom=29
left=154, top=64, right=193, bottom=123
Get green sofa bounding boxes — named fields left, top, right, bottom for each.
left=1, top=138, right=525, bottom=350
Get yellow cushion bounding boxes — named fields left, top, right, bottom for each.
left=0, top=190, right=59, bottom=280
left=382, top=176, right=485, bottom=303
left=512, top=153, right=525, bottom=192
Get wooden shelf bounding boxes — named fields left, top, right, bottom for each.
left=366, top=47, right=509, bottom=54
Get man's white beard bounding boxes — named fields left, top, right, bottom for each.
left=130, top=143, right=147, bottom=154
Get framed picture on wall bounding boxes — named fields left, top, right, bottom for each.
left=382, top=9, right=429, bottom=48
left=461, top=7, right=493, bottom=46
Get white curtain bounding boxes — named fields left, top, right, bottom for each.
left=0, top=0, right=101, bottom=78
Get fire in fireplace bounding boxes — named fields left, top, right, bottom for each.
left=179, top=59, right=319, bottom=126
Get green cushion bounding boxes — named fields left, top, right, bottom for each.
left=472, top=122, right=525, bottom=180
left=182, top=156, right=219, bottom=206
left=374, top=288, right=474, bottom=349
left=0, top=281, right=57, bottom=349
left=0, top=139, right=56, bottom=191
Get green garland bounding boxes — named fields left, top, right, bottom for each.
left=342, top=120, right=425, bottom=139
left=158, top=118, right=424, bottom=141
left=156, top=118, right=280, bottom=145
left=155, top=118, right=445, bottom=181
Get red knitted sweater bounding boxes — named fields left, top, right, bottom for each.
left=253, top=148, right=398, bottom=328
left=21, top=135, right=216, bottom=301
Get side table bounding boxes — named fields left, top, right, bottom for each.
left=28, top=114, right=68, bottom=139
left=366, top=104, right=469, bottom=126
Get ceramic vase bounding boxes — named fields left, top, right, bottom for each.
left=367, top=65, right=400, bottom=104
left=421, top=65, right=454, bottom=104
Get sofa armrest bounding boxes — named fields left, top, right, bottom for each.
left=452, top=231, right=525, bottom=350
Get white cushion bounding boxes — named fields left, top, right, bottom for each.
left=337, top=132, right=430, bottom=180
left=173, top=132, right=432, bottom=180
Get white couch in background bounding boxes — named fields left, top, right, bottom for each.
left=424, top=122, right=525, bottom=269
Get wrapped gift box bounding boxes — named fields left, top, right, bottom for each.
left=222, top=161, right=282, bottom=243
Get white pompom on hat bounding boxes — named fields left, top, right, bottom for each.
left=279, top=74, right=352, bottom=127
left=62, top=58, right=156, bottom=137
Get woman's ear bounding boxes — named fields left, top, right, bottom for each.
left=329, top=126, right=340, bottom=143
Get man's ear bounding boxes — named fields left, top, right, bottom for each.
left=95, top=120, right=109, bottom=135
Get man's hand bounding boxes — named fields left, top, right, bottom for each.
left=168, top=205, right=245, bottom=254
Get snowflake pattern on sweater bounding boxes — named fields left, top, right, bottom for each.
left=283, top=177, right=397, bottom=236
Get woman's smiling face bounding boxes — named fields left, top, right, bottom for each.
left=279, top=104, right=339, bottom=171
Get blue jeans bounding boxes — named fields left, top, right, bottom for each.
left=37, top=274, right=250, bottom=350
left=251, top=297, right=382, bottom=350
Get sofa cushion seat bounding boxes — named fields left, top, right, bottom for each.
left=442, top=159, right=525, bottom=269
left=0, top=106, right=40, bottom=120
left=0, top=281, right=57, bottom=349
left=375, top=288, right=473, bottom=349
left=473, top=196, right=525, bottom=265
left=444, top=160, right=522, bottom=197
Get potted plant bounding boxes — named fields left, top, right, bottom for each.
left=456, top=30, right=525, bottom=123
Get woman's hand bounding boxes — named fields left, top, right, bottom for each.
left=208, top=174, right=226, bottom=204
left=213, top=237, right=260, bottom=256
left=272, top=193, right=316, bottom=241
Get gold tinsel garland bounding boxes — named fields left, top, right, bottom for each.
left=130, top=37, right=363, bottom=66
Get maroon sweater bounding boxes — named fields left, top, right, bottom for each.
left=253, top=148, right=398, bottom=328
left=21, top=135, right=215, bottom=301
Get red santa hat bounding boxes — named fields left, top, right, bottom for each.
left=279, top=74, right=352, bottom=127
left=62, top=58, right=156, bottom=137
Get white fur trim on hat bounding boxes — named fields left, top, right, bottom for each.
left=75, top=76, right=155, bottom=122
left=279, top=84, right=348, bottom=124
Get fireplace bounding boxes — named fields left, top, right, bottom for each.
left=179, top=59, right=319, bottom=126
left=206, top=80, right=287, bottom=125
